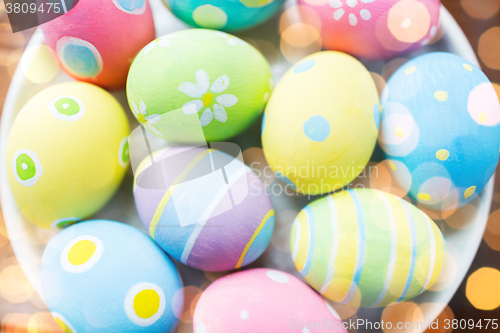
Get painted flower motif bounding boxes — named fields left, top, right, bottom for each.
left=329, top=0, right=375, bottom=26
left=215, top=32, right=248, bottom=47
left=142, top=33, right=178, bottom=55
left=178, top=69, right=238, bottom=127
left=131, top=100, right=163, bottom=136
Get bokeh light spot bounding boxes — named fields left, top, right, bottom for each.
left=388, top=0, right=431, bottom=43
left=461, top=0, right=500, bottom=20
left=478, top=27, right=500, bottom=70
left=382, top=302, right=423, bottom=333
left=466, top=267, right=500, bottom=310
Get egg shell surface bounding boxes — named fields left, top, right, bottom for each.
left=133, top=146, right=275, bottom=271
left=262, top=51, right=380, bottom=195
left=126, top=29, right=273, bottom=142
left=41, top=220, right=183, bottom=333
left=41, top=0, right=155, bottom=89
left=165, top=0, right=285, bottom=32
left=291, top=188, right=446, bottom=308
left=6, top=82, right=130, bottom=229
left=379, top=52, right=500, bottom=211
left=193, top=268, right=346, bottom=333
left=298, top=0, right=440, bottom=60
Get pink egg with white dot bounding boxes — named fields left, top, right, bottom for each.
left=193, top=268, right=347, bottom=333
left=298, top=0, right=441, bottom=60
left=41, top=0, right=155, bottom=89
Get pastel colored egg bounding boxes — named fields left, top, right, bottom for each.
left=193, top=268, right=346, bottom=333
left=291, top=188, right=446, bottom=308
left=262, top=51, right=380, bottom=195
left=41, top=220, right=183, bottom=333
left=298, top=0, right=440, bottom=60
left=133, top=146, right=275, bottom=271
left=126, top=29, right=273, bottom=142
left=41, top=0, right=155, bottom=89
left=164, top=0, right=285, bottom=32
left=379, top=52, right=500, bottom=211
left=6, top=82, right=130, bottom=229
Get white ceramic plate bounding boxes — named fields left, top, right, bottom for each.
left=0, top=0, right=493, bottom=331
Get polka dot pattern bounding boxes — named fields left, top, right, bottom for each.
left=274, top=171, right=297, bottom=190
left=298, top=0, right=440, bottom=59
left=50, top=217, right=82, bottom=230
left=379, top=52, right=500, bottom=211
left=265, top=270, right=290, bottom=283
left=118, top=137, right=130, bottom=168
left=192, top=5, right=228, bottom=29
left=373, top=104, right=381, bottom=130
left=303, top=115, right=331, bottom=142
left=468, top=82, right=500, bottom=126
left=112, top=0, right=146, bottom=14
left=436, top=149, right=450, bottom=161
left=434, top=90, right=448, bottom=101
left=294, top=59, right=316, bottom=73
left=56, top=37, right=103, bottom=79
left=41, top=221, right=183, bottom=332
left=379, top=102, right=420, bottom=157
left=52, top=313, right=76, bottom=333
left=124, top=282, right=166, bottom=326
left=166, top=0, right=285, bottom=32
left=193, top=269, right=344, bottom=332
left=60, top=235, right=104, bottom=274
left=12, top=149, right=43, bottom=187
left=49, top=95, right=86, bottom=122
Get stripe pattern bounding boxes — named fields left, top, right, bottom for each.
left=291, top=188, right=446, bottom=308
left=134, top=147, right=275, bottom=271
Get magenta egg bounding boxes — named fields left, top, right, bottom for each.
left=298, top=0, right=440, bottom=60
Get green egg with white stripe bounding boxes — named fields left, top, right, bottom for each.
left=290, top=188, right=446, bottom=308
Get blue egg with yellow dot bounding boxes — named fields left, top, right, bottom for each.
left=164, top=0, right=285, bottom=32
left=379, top=52, right=500, bottom=213
left=41, top=220, right=183, bottom=333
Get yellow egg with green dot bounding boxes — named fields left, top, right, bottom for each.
left=6, top=82, right=130, bottom=229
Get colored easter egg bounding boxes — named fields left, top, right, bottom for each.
left=262, top=51, right=380, bottom=195
left=126, top=29, right=273, bottom=142
left=194, top=268, right=347, bottom=333
left=41, top=0, right=155, bottom=89
left=164, top=0, right=285, bottom=32
left=291, top=188, right=446, bottom=308
left=41, top=220, right=183, bottom=332
left=133, top=146, right=275, bottom=271
left=379, top=52, right=500, bottom=211
left=6, top=82, right=130, bottom=229
left=298, top=0, right=440, bottom=60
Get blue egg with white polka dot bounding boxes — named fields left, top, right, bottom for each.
left=164, top=0, right=285, bottom=32
left=379, top=52, right=500, bottom=213
left=262, top=51, right=380, bottom=195
left=41, top=220, right=183, bottom=333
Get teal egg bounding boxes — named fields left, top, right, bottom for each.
left=165, top=0, right=285, bottom=32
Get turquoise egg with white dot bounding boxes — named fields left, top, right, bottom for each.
left=379, top=52, right=500, bottom=212
left=262, top=51, right=380, bottom=195
left=41, top=220, right=183, bottom=333
left=164, top=0, right=285, bottom=32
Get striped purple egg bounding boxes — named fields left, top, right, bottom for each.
left=133, top=146, right=274, bottom=271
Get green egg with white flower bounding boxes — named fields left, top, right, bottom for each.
left=126, top=29, right=272, bottom=142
